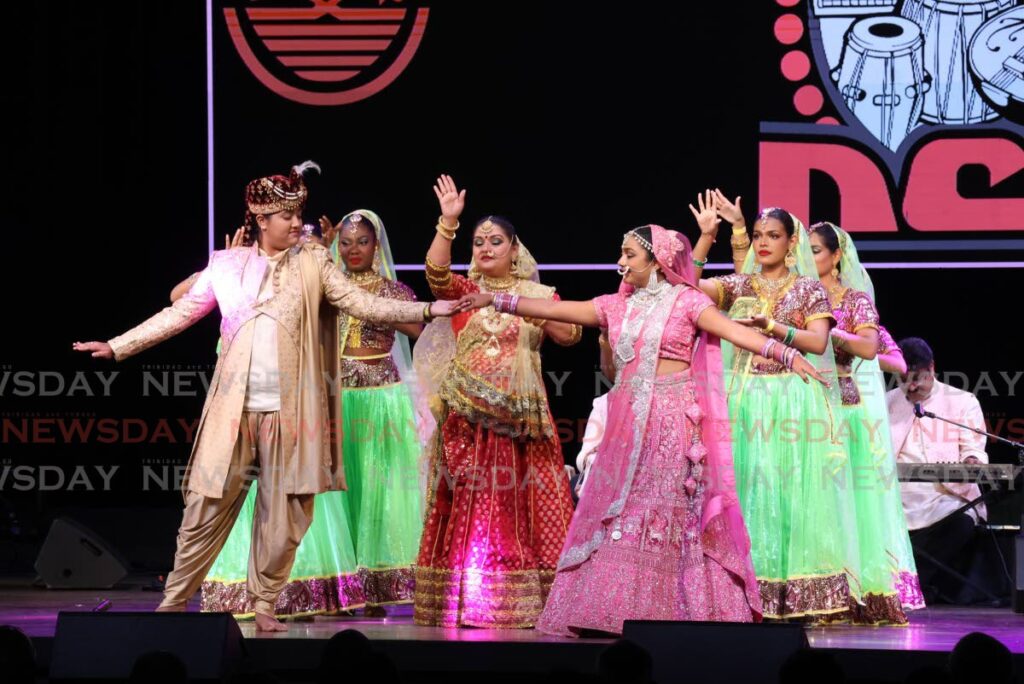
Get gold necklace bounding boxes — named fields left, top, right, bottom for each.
left=481, top=274, right=519, bottom=293
left=826, top=281, right=847, bottom=308
left=475, top=278, right=518, bottom=356
left=751, top=271, right=796, bottom=314
left=346, top=269, right=382, bottom=286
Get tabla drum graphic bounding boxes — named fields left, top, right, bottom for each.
left=900, top=0, right=1014, bottom=124
left=969, top=6, right=1024, bottom=123
left=832, top=17, right=929, bottom=150
left=811, top=0, right=899, bottom=71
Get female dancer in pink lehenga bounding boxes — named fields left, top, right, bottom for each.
left=458, top=224, right=830, bottom=636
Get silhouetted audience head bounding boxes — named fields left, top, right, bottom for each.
left=598, top=639, right=654, bottom=684
left=0, top=625, right=36, bottom=684
left=778, top=649, right=846, bottom=684
left=128, top=650, right=187, bottom=684
left=949, top=632, right=1014, bottom=684
left=318, top=628, right=401, bottom=684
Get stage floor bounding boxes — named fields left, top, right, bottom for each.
left=2, top=586, right=1021, bottom=652
left=5, top=585, right=1024, bottom=682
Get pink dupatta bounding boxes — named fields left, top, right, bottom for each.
left=556, top=226, right=761, bottom=618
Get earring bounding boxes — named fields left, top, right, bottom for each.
left=646, top=269, right=660, bottom=292
left=510, top=260, right=519, bottom=276
left=784, top=249, right=796, bottom=269
left=830, top=266, right=839, bottom=278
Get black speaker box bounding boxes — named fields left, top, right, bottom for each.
left=50, top=612, right=245, bottom=681
left=623, top=619, right=807, bottom=684
left=35, top=517, right=130, bottom=589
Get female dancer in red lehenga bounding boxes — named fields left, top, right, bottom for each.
left=412, top=175, right=581, bottom=628
left=458, top=224, right=829, bottom=636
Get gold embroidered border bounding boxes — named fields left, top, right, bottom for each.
left=201, top=571, right=365, bottom=619
left=758, top=572, right=852, bottom=620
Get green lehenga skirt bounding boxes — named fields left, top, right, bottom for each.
left=832, top=373, right=923, bottom=624
left=728, top=371, right=862, bottom=620
left=201, top=379, right=424, bottom=617
left=340, top=381, right=424, bottom=606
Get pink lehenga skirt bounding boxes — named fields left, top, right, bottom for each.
left=538, top=371, right=756, bottom=636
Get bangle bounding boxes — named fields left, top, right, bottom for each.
left=438, top=215, right=460, bottom=232
left=557, top=324, right=583, bottom=346
left=435, top=223, right=456, bottom=241
left=493, top=293, right=519, bottom=314
left=764, top=319, right=776, bottom=335
left=732, top=224, right=747, bottom=235
left=761, top=338, right=777, bottom=359
left=783, top=326, right=797, bottom=346
left=692, top=257, right=707, bottom=268
left=423, top=302, right=434, bottom=322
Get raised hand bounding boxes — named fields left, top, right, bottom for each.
left=433, top=174, right=466, bottom=227
left=688, top=189, right=721, bottom=237
left=224, top=226, right=246, bottom=250
left=72, top=341, right=114, bottom=360
left=319, top=215, right=339, bottom=247
left=712, top=188, right=744, bottom=225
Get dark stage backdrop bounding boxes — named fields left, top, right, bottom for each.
left=4, top=1, right=1022, bottom=572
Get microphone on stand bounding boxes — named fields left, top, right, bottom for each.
left=913, top=402, right=935, bottom=419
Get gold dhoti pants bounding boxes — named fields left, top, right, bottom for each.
left=159, top=411, right=315, bottom=616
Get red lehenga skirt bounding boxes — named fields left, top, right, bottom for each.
left=413, top=407, right=576, bottom=628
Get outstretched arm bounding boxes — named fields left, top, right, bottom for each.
left=77, top=263, right=218, bottom=361
left=456, top=292, right=601, bottom=328
left=733, top=314, right=831, bottom=356
left=316, top=245, right=463, bottom=323
left=696, top=306, right=828, bottom=385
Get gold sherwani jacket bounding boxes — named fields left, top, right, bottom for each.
left=109, top=242, right=426, bottom=498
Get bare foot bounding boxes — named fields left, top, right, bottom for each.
left=156, top=604, right=187, bottom=613
left=255, top=612, right=287, bottom=632
left=364, top=605, right=387, bottom=618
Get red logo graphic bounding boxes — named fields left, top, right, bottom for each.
left=223, top=1, right=429, bottom=106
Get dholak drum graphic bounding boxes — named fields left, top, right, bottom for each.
left=969, top=6, right=1024, bottom=123
left=901, top=0, right=1014, bottom=124
left=833, top=17, right=929, bottom=150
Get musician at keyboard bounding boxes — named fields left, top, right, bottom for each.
left=886, top=337, right=989, bottom=602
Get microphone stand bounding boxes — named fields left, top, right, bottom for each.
left=914, top=404, right=1024, bottom=611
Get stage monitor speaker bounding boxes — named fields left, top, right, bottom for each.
left=622, top=620, right=807, bottom=684
left=34, top=517, right=130, bottom=589
left=50, top=612, right=245, bottom=681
